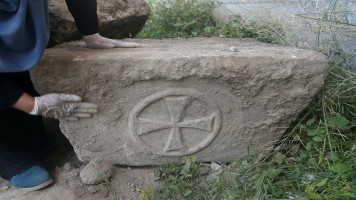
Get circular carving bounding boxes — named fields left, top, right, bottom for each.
left=128, top=88, right=222, bottom=156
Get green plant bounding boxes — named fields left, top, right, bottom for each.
left=137, top=0, right=356, bottom=199
left=136, top=0, right=286, bottom=44
left=141, top=186, right=156, bottom=200
left=154, top=156, right=210, bottom=199
left=97, top=173, right=117, bottom=200
left=136, top=0, right=218, bottom=39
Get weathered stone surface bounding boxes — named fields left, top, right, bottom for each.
left=48, top=0, right=150, bottom=46
left=31, top=38, right=327, bottom=165
left=80, top=158, right=114, bottom=185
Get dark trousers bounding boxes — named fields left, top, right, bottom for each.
left=0, top=71, right=51, bottom=180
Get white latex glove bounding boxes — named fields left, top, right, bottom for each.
left=30, top=93, right=98, bottom=120
left=83, top=33, right=139, bottom=49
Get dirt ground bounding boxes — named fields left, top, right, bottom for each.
left=0, top=119, right=159, bottom=200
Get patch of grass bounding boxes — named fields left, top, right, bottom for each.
left=135, top=0, right=286, bottom=44
left=137, top=0, right=356, bottom=199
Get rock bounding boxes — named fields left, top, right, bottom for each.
left=79, top=158, right=114, bottom=185
left=48, top=0, right=150, bottom=46
left=0, top=186, right=10, bottom=192
left=291, top=144, right=300, bottom=154
left=87, top=186, right=99, bottom=194
left=210, top=162, right=222, bottom=171
left=63, top=162, right=73, bottom=171
left=31, top=38, right=327, bottom=165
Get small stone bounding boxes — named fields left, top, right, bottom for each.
left=228, top=161, right=239, bottom=170
left=80, top=158, right=114, bottom=185
left=63, top=162, right=72, bottom=171
left=229, top=46, right=239, bottom=52
left=211, top=162, right=222, bottom=171
left=0, top=186, right=10, bottom=192
left=131, top=183, right=135, bottom=188
left=136, top=188, right=141, bottom=192
left=87, top=186, right=99, bottom=194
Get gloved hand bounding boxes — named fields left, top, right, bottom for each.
left=30, top=93, right=98, bottom=120
left=83, top=33, right=139, bottom=49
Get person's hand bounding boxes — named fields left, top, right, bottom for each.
left=30, top=93, right=98, bottom=120
left=83, top=33, right=139, bottom=49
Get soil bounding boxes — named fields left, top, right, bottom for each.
left=0, top=119, right=159, bottom=200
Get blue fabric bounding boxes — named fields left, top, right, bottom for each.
left=0, top=0, right=49, bottom=72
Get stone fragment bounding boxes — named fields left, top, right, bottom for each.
left=0, top=186, right=10, bottom=192
left=48, top=0, right=150, bottom=46
left=79, top=158, right=114, bottom=185
left=63, top=162, right=72, bottom=171
left=210, top=162, right=222, bottom=171
left=31, top=38, right=327, bottom=165
left=87, top=186, right=99, bottom=194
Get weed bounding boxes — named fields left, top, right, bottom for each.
left=141, top=186, right=156, bottom=200
left=97, top=173, right=117, bottom=200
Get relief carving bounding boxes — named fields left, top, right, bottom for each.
left=128, top=88, right=222, bottom=156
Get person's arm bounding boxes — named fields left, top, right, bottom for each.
left=1, top=75, right=97, bottom=119
left=0, top=75, right=28, bottom=110
left=12, top=92, right=35, bottom=113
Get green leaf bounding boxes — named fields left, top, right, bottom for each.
left=300, top=153, right=308, bottom=159
left=315, top=178, right=328, bottom=187
left=312, top=136, right=323, bottom=142
left=183, top=162, right=191, bottom=172
left=97, top=173, right=105, bottom=178
left=274, top=152, right=284, bottom=164
left=267, top=168, right=283, bottom=179
left=326, top=151, right=339, bottom=161
left=168, top=184, right=179, bottom=192
left=307, top=129, right=317, bottom=136
left=305, top=142, right=313, bottom=151
left=327, top=115, right=350, bottom=129
left=308, top=158, right=317, bottom=167
left=306, top=117, right=316, bottom=126
left=183, top=189, right=192, bottom=196
left=330, top=162, right=352, bottom=173
left=241, top=160, right=248, bottom=169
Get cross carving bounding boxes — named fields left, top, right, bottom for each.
left=137, top=96, right=215, bottom=152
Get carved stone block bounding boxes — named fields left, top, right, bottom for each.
left=31, top=38, right=327, bottom=165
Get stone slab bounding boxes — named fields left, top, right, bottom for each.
left=31, top=38, right=327, bottom=165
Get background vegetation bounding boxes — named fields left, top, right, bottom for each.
left=136, top=0, right=356, bottom=199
